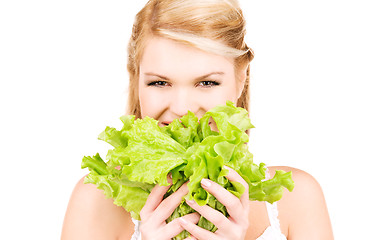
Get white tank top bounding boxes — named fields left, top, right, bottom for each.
left=130, top=201, right=286, bottom=240
left=256, top=201, right=287, bottom=240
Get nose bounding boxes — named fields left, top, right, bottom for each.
left=169, top=88, right=198, bottom=117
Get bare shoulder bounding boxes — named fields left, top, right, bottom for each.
left=61, top=175, right=135, bottom=240
left=268, top=166, right=322, bottom=192
left=267, top=166, right=334, bottom=239
left=268, top=166, right=325, bottom=204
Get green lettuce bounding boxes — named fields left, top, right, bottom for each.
left=82, top=101, right=294, bottom=239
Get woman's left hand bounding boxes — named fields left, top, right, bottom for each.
left=178, top=166, right=250, bottom=240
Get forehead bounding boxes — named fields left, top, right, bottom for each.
left=139, top=37, right=235, bottom=77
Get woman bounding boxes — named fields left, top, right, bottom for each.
left=61, top=0, right=334, bottom=239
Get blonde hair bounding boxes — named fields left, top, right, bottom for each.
left=127, top=0, right=254, bottom=118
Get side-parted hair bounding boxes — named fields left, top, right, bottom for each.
left=127, top=0, right=254, bottom=118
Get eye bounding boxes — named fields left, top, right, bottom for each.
left=196, top=80, right=220, bottom=88
left=147, top=80, right=170, bottom=87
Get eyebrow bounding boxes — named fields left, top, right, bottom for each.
left=144, top=72, right=224, bottom=81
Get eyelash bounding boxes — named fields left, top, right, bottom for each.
left=147, top=80, right=220, bottom=88
left=196, top=80, right=220, bottom=87
left=147, top=81, right=169, bottom=87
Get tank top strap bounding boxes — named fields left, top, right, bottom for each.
left=265, top=201, right=282, bottom=230
left=264, top=166, right=285, bottom=237
left=131, top=219, right=141, bottom=240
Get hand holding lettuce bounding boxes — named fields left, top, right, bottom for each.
left=81, top=101, right=294, bottom=239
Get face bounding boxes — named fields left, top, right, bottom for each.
left=138, top=37, right=244, bottom=127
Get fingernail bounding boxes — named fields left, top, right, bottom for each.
left=167, top=173, right=173, bottom=184
left=179, top=217, right=188, bottom=225
left=224, top=165, right=231, bottom=170
left=186, top=199, right=195, bottom=205
left=201, top=178, right=211, bottom=188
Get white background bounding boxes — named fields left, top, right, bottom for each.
left=1, top=0, right=368, bottom=239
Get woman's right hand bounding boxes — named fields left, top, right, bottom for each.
left=139, top=178, right=200, bottom=240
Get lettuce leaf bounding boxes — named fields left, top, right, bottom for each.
left=81, top=101, right=294, bottom=239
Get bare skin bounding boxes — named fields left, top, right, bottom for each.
left=61, top=166, right=334, bottom=239
left=62, top=37, right=333, bottom=239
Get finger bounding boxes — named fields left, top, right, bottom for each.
left=185, top=199, right=231, bottom=230
left=179, top=216, right=220, bottom=240
left=140, top=175, right=172, bottom=219
left=163, top=212, right=200, bottom=238
left=223, top=166, right=249, bottom=207
left=200, top=178, right=244, bottom=222
left=151, top=182, right=189, bottom=222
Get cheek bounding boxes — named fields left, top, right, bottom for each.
left=138, top=89, right=153, bottom=118
left=138, top=87, right=165, bottom=118
left=199, top=85, right=239, bottom=109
